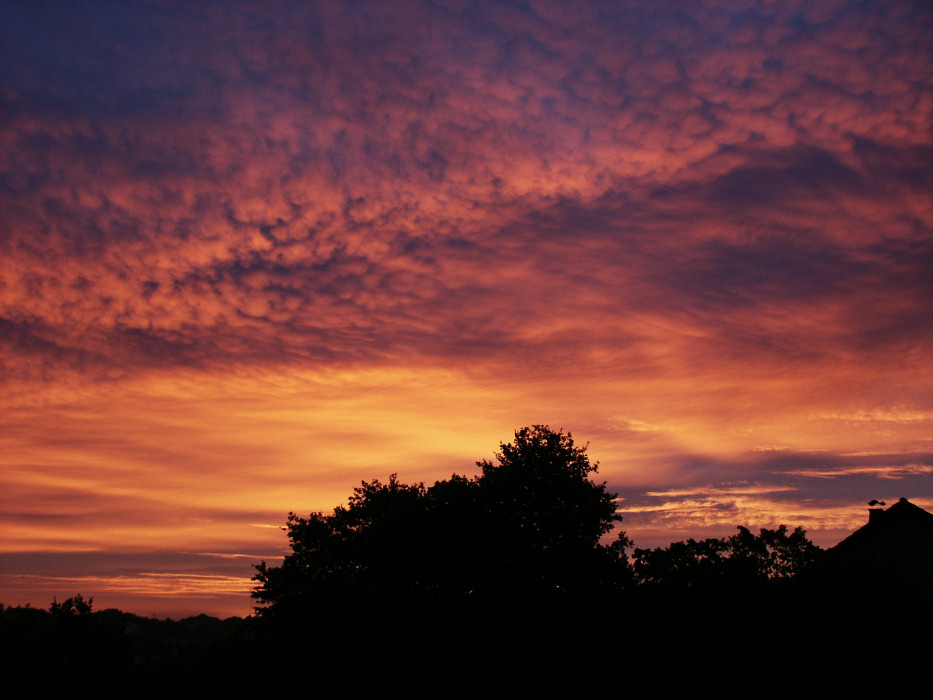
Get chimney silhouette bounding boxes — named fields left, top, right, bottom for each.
left=867, top=499, right=887, bottom=523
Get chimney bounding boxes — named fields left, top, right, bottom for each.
left=868, top=508, right=885, bottom=524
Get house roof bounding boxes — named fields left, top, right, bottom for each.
left=822, top=497, right=933, bottom=584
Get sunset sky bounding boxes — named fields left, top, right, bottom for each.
left=2, top=0, right=931, bottom=619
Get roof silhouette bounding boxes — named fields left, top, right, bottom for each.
left=821, top=497, right=933, bottom=586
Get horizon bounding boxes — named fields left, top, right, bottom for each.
left=2, top=0, right=931, bottom=619
left=1, top=464, right=920, bottom=620
left=1, top=495, right=912, bottom=621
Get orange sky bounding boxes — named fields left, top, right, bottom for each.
left=1, top=0, right=931, bottom=619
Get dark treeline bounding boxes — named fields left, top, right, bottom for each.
left=3, top=427, right=930, bottom=695
left=0, top=596, right=256, bottom=695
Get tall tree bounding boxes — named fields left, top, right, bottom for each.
left=252, top=426, right=631, bottom=618
left=475, top=425, right=631, bottom=596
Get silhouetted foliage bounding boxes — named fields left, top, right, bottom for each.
left=0, top=600, right=259, bottom=694
left=252, top=426, right=631, bottom=619
left=476, top=425, right=631, bottom=595
left=633, top=525, right=822, bottom=589
left=6, top=497, right=931, bottom=694
left=49, top=593, right=93, bottom=617
left=728, top=524, right=822, bottom=579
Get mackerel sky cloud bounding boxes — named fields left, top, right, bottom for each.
left=2, top=0, right=931, bottom=617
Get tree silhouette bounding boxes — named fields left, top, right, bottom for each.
left=475, top=425, right=631, bottom=596
left=632, top=525, right=821, bottom=589
left=727, top=524, right=822, bottom=580
left=49, top=594, right=93, bottom=617
left=252, top=426, right=631, bottom=618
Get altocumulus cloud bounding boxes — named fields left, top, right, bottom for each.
left=2, top=0, right=930, bottom=385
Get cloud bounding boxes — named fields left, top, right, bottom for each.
left=614, top=445, right=933, bottom=546
left=0, top=550, right=258, bottom=618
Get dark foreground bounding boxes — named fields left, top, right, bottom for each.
left=3, top=581, right=929, bottom=697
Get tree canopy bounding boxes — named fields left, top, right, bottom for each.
left=253, top=426, right=825, bottom=624
left=49, top=594, right=93, bottom=617
left=632, top=525, right=822, bottom=590
left=252, top=426, right=631, bottom=618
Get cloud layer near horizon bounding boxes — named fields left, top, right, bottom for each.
left=2, top=0, right=931, bottom=616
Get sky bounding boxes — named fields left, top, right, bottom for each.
left=1, top=0, right=931, bottom=619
